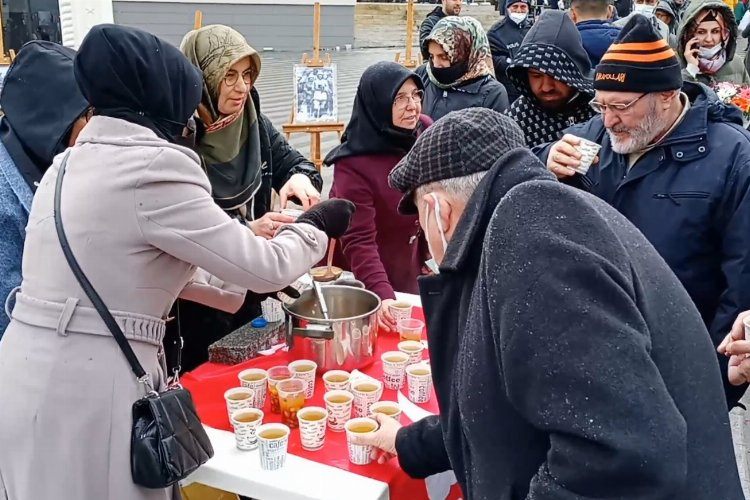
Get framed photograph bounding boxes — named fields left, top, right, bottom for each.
left=293, top=64, right=338, bottom=123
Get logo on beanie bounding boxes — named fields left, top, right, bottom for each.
left=596, top=72, right=627, bottom=83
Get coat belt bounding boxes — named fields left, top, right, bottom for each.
left=10, top=291, right=166, bottom=346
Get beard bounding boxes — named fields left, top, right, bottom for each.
left=606, top=97, right=671, bottom=154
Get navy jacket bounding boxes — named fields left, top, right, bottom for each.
left=487, top=17, right=531, bottom=103
left=535, top=82, right=750, bottom=406
left=576, top=19, right=621, bottom=66
left=396, top=149, right=742, bottom=499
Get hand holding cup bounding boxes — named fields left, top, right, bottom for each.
left=547, top=134, right=598, bottom=179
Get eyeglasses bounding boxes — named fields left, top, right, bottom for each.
left=394, top=90, right=424, bottom=107
left=223, top=69, right=257, bottom=87
left=589, top=93, right=647, bottom=114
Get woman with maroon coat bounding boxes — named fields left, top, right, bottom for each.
left=325, top=61, right=431, bottom=331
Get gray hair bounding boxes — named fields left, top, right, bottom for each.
left=414, top=171, right=488, bottom=206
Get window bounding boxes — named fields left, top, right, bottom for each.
left=0, top=0, right=62, bottom=63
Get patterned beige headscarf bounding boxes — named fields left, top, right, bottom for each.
left=180, top=25, right=262, bottom=124
left=425, top=16, right=494, bottom=89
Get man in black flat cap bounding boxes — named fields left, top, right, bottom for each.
left=352, top=106, right=742, bottom=500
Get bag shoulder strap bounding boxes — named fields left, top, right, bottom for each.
left=53, top=152, right=149, bottom=383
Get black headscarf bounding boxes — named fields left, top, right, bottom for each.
left=74, top=24, right=202, bottom=143
left=324, top=61, right=423, bottom=165
left=0, top=41, right=89, bottom=190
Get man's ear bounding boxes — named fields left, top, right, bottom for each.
left=570, top=7, right=579, bottom=23
left=658, top=89, right=679, bottom=108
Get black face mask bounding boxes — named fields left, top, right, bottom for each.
left=431, top=61, right=469, bottom=86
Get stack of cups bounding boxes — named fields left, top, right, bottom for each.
left=238, top=368, right=268, bottom=409
left=289, top=359, right=317, bottom=399
left=297, top=406, right=328, bottom=451
left=231, top=408, right=264, bottom=450
left=257, top=423, right=291, bottom=471
left=351, top=379, right=383, bottom=418
left=261, top=298, right=285, bottom=322
left=388, top=301, right=413, bottom=325
left=323, top=370, right=351, bottom=392
left=381, top=351, right=410, bottom=390
left=324, top=390, right=354, bottom=432
left=398, top=340, right=425, bottom=365
left=345, top=417, right=379, bottom=465
left=406, top=363, right=433, bottom=404
left=369, top=401, right=402, bottom=422
left=223, top=387, right=254, bottom=422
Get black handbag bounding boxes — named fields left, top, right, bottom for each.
left=53, top=152, right=214, bottom=488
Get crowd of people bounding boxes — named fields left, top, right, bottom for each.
left=1, top=0, right=750, bottom=497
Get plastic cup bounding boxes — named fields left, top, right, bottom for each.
left=397, top=318, right=424, bottom=342
left=281, top=208, right=304, bottom=220
left=277, top=378, right=306, bottom=428
left=257, top=423, right=291, bottom=471
left=323, top=370, right=351, bottom=392
left=230, top=408, right=264, bottom=450
left=368, top=401, right=402, bottom=422
left=388, top=301, right=413, bottom=325
left=574, top=138, right=601, bottom=175
left=297, top=406, right=329, bottom=451
left=381, top=351, right=410, bottom=390
left=345, top=417, right=379, bottom=465
left=351, top=379, right=383, bottom=418
left=223, top=387, right=253, bottom=423
left=324, top=390, right=354, bottom=432
left=406, top=363, right=433, bottom=404
left=267, top=365, right=292, bottom=414
left=398, top=340, right=425, bottom=365
left=289, top=359, right=318, bottom=399
left=238, top=368, right=268, bottom=409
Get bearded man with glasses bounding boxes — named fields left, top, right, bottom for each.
left=535, top=14, right=750, bottom=408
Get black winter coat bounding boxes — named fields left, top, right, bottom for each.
left=419, top=7, right=446, bottom=61
left=395, top=148, right=742, bottom=499
left=167, top=89, right=323, bottom=372
left=422, top=76, right=509, bottom=122
left=487, top=18, right=531, bottom=104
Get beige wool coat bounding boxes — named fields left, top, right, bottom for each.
left=0, top=116, right=327, bottom=500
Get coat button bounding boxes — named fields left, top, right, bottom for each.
left=675, top=151, right=684, bottom=158
left=698, top=146, right=706, bottom=153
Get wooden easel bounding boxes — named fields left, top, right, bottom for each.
left=282, top=2, right=345, bottom=171
left=395, top=0, right=419, bottom=69
left=194, top=10, right=203, bottom=29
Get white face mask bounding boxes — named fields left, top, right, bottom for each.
left=698, top=43, right=723, bottom=59
left=509, top=12, right=528, bottom=24
left=633, top=3, right=656, bottom=16
left=424, top=193, right=448, bottom=274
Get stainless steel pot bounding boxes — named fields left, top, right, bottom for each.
left=282, top=285, right=380, bottom=371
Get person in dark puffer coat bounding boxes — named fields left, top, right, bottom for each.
left=487, top=0, right=533, bottom=103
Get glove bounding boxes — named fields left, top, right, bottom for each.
left=295, top=199, right=356, bottom=239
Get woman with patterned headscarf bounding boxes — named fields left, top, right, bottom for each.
left=421, top=16, right=510, bottom=121
left=678, top=0, right=750, bottom=84
left=176, top=25, right=326, bottom=370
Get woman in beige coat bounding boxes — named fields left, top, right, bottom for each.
left=0, top=25, right=354, bottom=500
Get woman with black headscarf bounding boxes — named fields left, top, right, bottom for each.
left=0, top=24, right=352, bottom=500
left=0, top=41, right=90, bottom=340
left=325, top=61, right=431, bottom=332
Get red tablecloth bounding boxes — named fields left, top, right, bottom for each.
left=182, top=308, right=461, bottom=499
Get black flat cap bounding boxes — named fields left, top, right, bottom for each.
left=388, top=108, right=526, bottom=214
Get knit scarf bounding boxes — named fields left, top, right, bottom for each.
left=507, top=94, right=596, bottom=148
